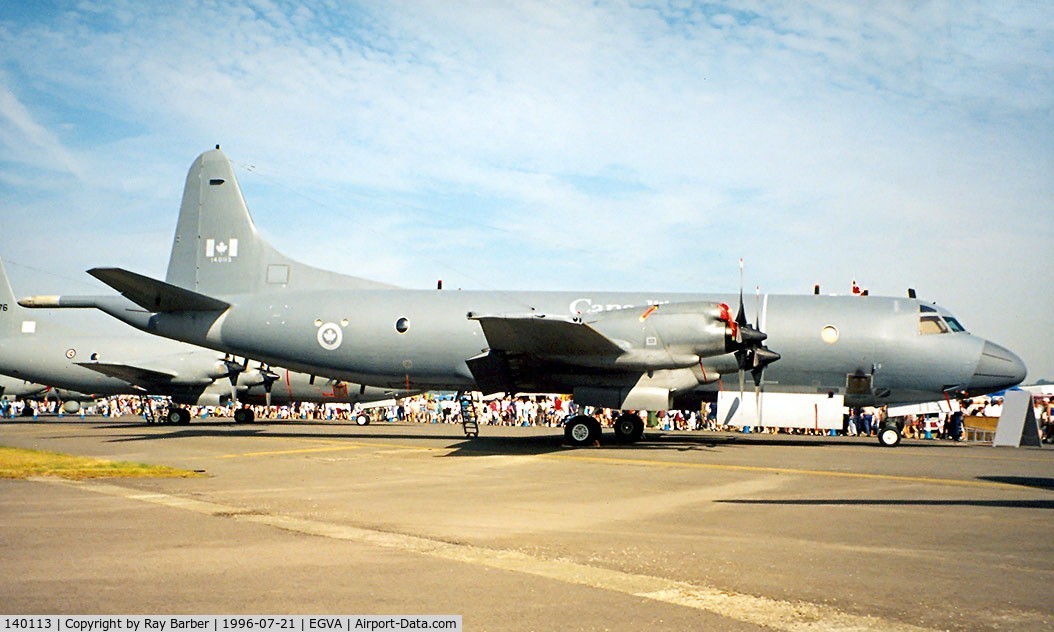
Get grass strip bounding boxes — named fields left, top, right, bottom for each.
left=0, top=445, right=203, bottom=480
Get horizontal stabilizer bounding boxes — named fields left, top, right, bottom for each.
left=76, top=362, right=177, bottom=389
left=88, top=268, right=230, bottom=313
left=468, top=313, right=623, bottom=357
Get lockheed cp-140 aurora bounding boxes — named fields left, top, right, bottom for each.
left=20, top=148, right=1026, bottom=446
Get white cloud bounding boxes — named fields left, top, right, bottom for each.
left=0, top=80, right=83, bottom=178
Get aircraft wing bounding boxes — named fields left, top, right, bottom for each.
left=75, top=362, right=177, bottom=390
left=88, top=268, right=230, bottom=312
left=466, top=313, right=626, bottom=394
left=468, top=313, right=623, bottom=357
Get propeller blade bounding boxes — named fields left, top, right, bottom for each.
left=738, top=361, right=745, bottom=405
left=755, top=381, right=762, bottom=426
left=755, top=285, right=761, bottom=330
left=751, top=364, right=764, bottom=388
left=735, top=258, right=748, bottom=339
left=228, top=374, right=238, bottom=409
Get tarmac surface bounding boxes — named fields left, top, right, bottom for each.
left=2, top=416, right=1052, bottom=630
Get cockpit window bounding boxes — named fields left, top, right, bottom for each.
left=919, top=315, right=949, bottom=335
left=944, top=317, right=966, bottom=332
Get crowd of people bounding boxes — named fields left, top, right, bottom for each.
left=4, top=391, right=1052, bottom=443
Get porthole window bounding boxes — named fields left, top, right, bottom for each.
left=821, top=325, right=839, bottom=344
left=395, top=317, right=410, bottom=334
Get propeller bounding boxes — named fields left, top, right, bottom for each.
left=258, top=364, right=280, bottom=409
left=219, top=355, right=248, bottom=409
left=728, top=260, right=781, bottom=424
left=242, top=363, right=281, bottom=409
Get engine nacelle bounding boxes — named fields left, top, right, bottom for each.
left=193, top=392, right=228, bottom=407
left=574, top=385, right=671, bottom=410
left=587, top=301, right=733, bottom=369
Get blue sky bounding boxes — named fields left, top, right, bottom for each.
left=1, top=1, right=1052, bottom=380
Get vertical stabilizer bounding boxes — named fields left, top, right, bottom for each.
left=0, top=258, right=28, bottom=337
left=165, top=148, right=394, bottom=296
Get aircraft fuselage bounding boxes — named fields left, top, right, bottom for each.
left=144, top=288, right=1013, bottom=408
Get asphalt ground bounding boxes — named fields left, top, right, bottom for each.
left=1, top=416, right=1052, bottom=631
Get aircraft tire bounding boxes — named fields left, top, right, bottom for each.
left=613, top=413, right=645, bottom=444
left=164, top=408, right=182, bottom=424
left=356, top=413, right=370, bottom=426
left=176, top=408, right=191, bottom=425
left=878, top=424, right=901, bottom=447
left=234, top=408, right=256, bottom=423
left=564, top=415, right=600, bottom=447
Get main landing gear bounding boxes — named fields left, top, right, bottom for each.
left=159, top=406, right=256, bottom=424
left=162, top=407, right=192, bottom=425
left=564, top=412, right=645, bottom=447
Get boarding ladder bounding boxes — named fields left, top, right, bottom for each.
left=459, top=394, right=479, bottom=438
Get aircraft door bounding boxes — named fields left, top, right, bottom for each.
left=845, top=372, right=873, bottom=406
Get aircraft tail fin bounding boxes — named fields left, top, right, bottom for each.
left=165, top=148, right=395, bottom=295
left=0, top=258, right=26, bottom=337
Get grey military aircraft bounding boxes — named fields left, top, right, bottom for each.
left=0, top=377, right=99, bottom=417
left=0, top=375, right=48, bottom=401
left=21, top=148, right=1027, bottom=446
left=1, top=257, right=406, bottom=423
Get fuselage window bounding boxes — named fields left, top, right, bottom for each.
left=944, top=317, right=966, bottom=332
left=919, top=315, right=949, bottom=335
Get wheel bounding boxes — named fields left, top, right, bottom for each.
left=356, top=413, right=370, bottom=426
left=233, top=408, right=254, bottom=423
left=176, top=408, right=191, bottom=425
left=564, top=415, right=601, bottom=447
left=165, top=408, right=183, bottom=424
left=613, top=413, right=645, bottom=444
left=878, top=424, right=901, bottom=447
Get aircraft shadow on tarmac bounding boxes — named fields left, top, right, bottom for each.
left=716, top=498, right=1054, bottom=510
left=975, top=476, right=1054, bottom=491
left=67, top=419, right=989, bottom=456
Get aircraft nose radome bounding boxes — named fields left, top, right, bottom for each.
left=967, top=341, right=1027, bottom=392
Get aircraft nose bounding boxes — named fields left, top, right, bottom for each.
left=965, top=341, right=1027, bottom=394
